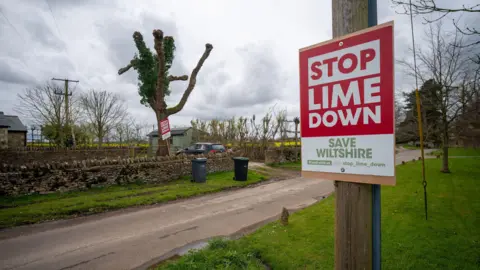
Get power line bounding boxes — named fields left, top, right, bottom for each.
left=52, top=78, right=79, bottom=147
left=71, top=81, right=79, bottom=92
left=44, top=0, right=62, bottom=37
left=44, top=0, right=86, bottom=88
left=0, top=7, right=24, bottom=41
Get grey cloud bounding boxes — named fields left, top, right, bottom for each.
left=98, top=12, right=180, bottom=72
left=0, top=60, right=37, bottom=85
left=192, top=62, right=229, bottom=105
left=0, top=2, right=76, bottom=80
left=220, top=43, right=287, bottom=108
left=2, top=1, right=68, bottom=51
left=0, top=82, right=24, bottom=116
left=97, top=11, right=188, bottom=101
left=176, top=43, right=287, bottom=120
left=141, top=13, right=190, bottom=82
left=38, top=54, right=77, bottom=78
left=2, top=0, right=476, bottom=130
left=23, top=18, right=66, bottom=51
left=46, top=0, right=102, bottom=8
left=178, top=101, right=279, bottom=122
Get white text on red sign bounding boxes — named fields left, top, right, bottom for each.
left=307, top=40, right=381, bottom=129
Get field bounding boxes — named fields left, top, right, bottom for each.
left=429, top=147, right=480, bottom=157
left=0, top=171, right=268, bottom=228
left=27, top=141, right=301, bottom=149
left=26, top=142, right=149, bottom=148
left=225, top=141, right=300, bottom=148
left=159, top=157, right=480, bottom=269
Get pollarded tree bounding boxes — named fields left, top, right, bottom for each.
left=118, top=29, right=213, bottom=156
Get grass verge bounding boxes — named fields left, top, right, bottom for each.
left=0, top=171, right=268, bottom=228
left=159, top=158, right=480, bottom=270
left=268, top=161, right=301, bottom=171
left=428, top=147, right=480, bottom=157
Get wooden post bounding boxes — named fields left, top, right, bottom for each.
left=332, top=0, right=373, bottom=269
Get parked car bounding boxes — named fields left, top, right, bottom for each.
left=176, top=142, right=227, bottom=155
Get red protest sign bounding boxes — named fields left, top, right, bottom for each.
left=299, top=21, right=395, bottom=185
left=160, top=118, right=171, bottom=140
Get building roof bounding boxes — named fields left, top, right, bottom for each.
left=0, top=112, right=9, bottom=128
left=148, top=127, right=192, bottom=137
left=0, top=112, right=27, bottom=132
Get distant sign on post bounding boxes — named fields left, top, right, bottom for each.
left=299, top=21, right=395, bottom=185
left=160, top=118, right=171, bottom=140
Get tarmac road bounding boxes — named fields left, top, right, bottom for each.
left=0, top=149, right=432, bottom=270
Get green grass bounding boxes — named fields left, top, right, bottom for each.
left=399, top=144, right=420, bottom=150
left=0, top=171, right=268, bottom=228
left=268, top=161, right=301, bottom=171
left=159, top=158, right=480, bottom=270
left=429, top=147, right=480, bottom=157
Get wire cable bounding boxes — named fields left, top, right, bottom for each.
left=409, top=0, right=428, bottom=221
left=0, top=7, right=25, bottom=41
left=45, top=0, right=62, bottom=37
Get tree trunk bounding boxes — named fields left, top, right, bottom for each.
left=98, top=135, right=103, bottom=148
left=441, top=120, right=450, bottom=173
left=58, top=125, right=64, bottom=148
left=155, top=114, right=170, bottom=156
left=156, top=136, right=169, bottom=156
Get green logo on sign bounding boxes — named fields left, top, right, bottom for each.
left=308, top=160, right=332, bottom=166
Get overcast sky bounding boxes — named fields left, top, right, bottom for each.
left=0, top=0, right=477, bottom=130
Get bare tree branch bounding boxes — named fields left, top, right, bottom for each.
left=392, top=0, right=480, bottom=47
left=393, top=0, right=480, bottom=15
left=166, top=43, right=213, bottom=116
left=398, top=21, right=477, bottom=172
left=14, top=81, right=83, bottom=146
left=15, top=81, right=64, bottom=126
left=168, top=75, right=188, bottom=81
left=79, top=89, right=127, bottom=146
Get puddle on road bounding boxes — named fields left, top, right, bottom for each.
left=146, top=195, right=330, bottom=269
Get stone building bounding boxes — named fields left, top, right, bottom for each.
left=0, top=111, right=27, bottom=149
left=0, top=114, right=8, bottom=150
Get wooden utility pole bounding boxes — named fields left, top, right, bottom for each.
left=294, top=117, right=300, bottom=147
left=332, top=0, right=373, bottom=269
left=53, top=78, right=79, bottom=147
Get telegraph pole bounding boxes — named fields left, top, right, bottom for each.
left=52, top=78, right=79, bottom=147
left=332, top=0, right=377, bottom=269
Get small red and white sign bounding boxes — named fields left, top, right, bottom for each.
left=160, top=118, right=171, bottom=140
left=299, top=21, right=395, bottom=184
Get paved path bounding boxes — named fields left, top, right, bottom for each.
left=396, top=148, right=435, bottom=162
left=0, top=150, right=431, bottom=270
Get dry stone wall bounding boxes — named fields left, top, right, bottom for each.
left=0, top=147, right=147, bottom=166
left=265, top=147, right=301, bottom=164
left=0, top=153, right=234, bottom=196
